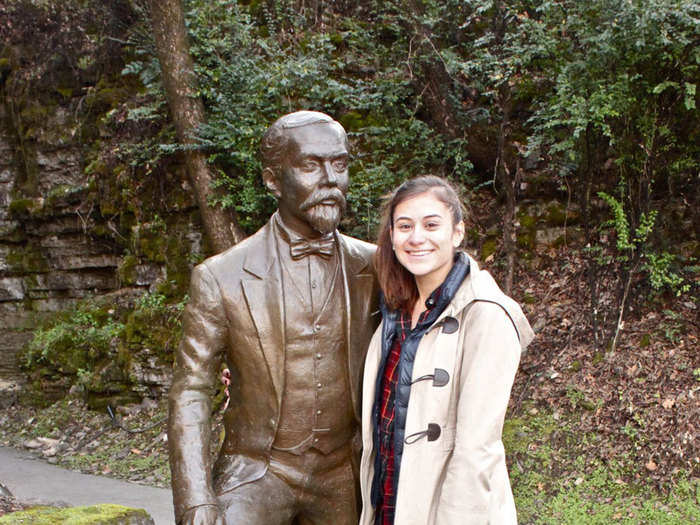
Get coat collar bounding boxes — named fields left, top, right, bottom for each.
left=241, top=217, right=277, bottom=279
left=337, top=232, right=371, bottom=276
left=439, top=253, right=534, bottom=351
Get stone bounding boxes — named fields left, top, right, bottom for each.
left=36, top=437, right=60, bottom=448
left=23, top=439, right=43, bottom=449
left=25, top=270, right=117, bottom=294
left=0, top=278, right=24, bottom=301
left=48, top=254, right=122, bottom=271
left=134, top=264, right=164, bottom=286
left=535, top=227, right=567, bottom=247
left=0, top=331, right=32, bottom=380
left=42, top=446, right=58, bottom=457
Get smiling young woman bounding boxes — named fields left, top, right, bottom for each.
left=390, top=191, right=465, bottom=327
left=360, top=176, right=535, bottom=525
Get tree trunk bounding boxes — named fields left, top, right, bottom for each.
left=496, top=90, right=516, bottom=294
left=148, top=0, right=245, bottom=253
left=581, top=126, right=600, bottom=349
left=493, top=0, right=516, bottom=294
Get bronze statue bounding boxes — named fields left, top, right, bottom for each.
left=168, top=111, right=380, bottom=525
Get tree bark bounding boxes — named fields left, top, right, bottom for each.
left=493, top=0, right=516, bottom=294
left=148, top=0, right=245, bottom=253
left=496, top=89, right=516, bottom=294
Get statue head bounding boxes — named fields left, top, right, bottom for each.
left=261, top=111, right=349, bottom=238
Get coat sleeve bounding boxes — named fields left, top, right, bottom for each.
left=168, top=263, right=228, bottom=523
left=436, top=301, right=521, bottom=525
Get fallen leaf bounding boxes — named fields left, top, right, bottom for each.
left=130, top=448, right=141, bottom=455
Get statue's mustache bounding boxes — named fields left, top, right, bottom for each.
left=300, top=189, right=346, bottom=211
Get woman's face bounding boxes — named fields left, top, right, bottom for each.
left=391, top=191, right=464, bottom=290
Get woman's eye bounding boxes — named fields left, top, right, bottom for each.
left=397, top=224, right=412, bottom=231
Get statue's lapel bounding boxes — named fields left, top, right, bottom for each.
left=241, top=222, right=285, bottom=408
left=337, top=234, right=375, bottom=417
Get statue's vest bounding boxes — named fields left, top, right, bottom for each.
left=273, top=257, right=354, bottom=455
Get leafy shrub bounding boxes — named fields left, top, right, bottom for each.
left=21, top=292, right=185, bottom=400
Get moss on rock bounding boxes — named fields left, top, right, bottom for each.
left=0, top=504, right=154, bottom=524
left=6, top=244, right=49, bottom=273
left=8, top=197, right=43, bottom=217
left=480, top=237, right=499, bottom=261
left=117, top=255, right=139, bottom=286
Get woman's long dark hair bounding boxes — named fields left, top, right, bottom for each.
left=374, top=176, right=464, bottom=312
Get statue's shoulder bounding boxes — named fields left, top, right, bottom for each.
left=338, top=233, right=376, bottom=261
left=198, top=222, right=272, bottom=278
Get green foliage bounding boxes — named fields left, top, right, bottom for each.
left=122, top=0, right=475, bottom=238
left=22, top=301, right=124, bottom=373
left=644, top=253, right=689, bottom=295
left=528, top=0, right=699, bottom=197
left=20, top=291, right=185, bottom=401
left=124, top=291, right=186, bottom=355
left=115, top=0, right=697, bottom=256
left=598, top=191, right=688, bottom=296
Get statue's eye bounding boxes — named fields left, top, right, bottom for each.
left=332, top=158, right=348, bottom=171
left=301, top=160, right=320, bottom=171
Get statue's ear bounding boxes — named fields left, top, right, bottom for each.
left=263, top=168, right=281, bottom=198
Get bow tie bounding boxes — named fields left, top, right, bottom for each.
left=289, top=236, right=335, bottom=260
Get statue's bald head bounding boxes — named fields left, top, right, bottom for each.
left=261, top=111, right=348, bottom=176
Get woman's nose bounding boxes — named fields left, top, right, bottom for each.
left=408, top=227, right=426, bottom=244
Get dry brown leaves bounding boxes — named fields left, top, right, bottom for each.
left=503, top=246, right=698, bottom=486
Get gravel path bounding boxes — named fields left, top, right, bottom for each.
left=0, top=446, right=174, bottom=524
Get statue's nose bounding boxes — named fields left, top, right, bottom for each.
left=322, top=160, right=338, bottom=185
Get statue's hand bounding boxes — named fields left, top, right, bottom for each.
left=180, top=505, right=224, bottom=525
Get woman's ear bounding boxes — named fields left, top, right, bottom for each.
left=453, top=220, right=465, bottom=248
left=262, top=168, right=281, bottom=198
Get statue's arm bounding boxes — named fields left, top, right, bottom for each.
left=168, top=263, right=227, bottom=524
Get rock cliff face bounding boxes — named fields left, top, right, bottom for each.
left=0, top=94, right=108, bottom=388
left=0, top=2, right=204, bottom=404
left=0, top=87, right=201, bottom=403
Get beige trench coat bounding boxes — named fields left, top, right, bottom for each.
left=359, top=256, right=534, bottom=525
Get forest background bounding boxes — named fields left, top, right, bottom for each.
left=0, top=0, right=697, bottom=523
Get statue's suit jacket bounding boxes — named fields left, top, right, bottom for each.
left=168, top=217, right=379, bottom=521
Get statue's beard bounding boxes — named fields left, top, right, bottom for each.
left=300, top=190, right=347, bottom=234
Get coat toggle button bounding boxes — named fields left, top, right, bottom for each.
left=441, top=316, right=459, bottom=334
left=404, top=423, right=441, bottom=444
left=411, top=368, right=450, bottom=387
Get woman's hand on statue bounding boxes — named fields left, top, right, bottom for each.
left=181, top=505, right=224, bottom=525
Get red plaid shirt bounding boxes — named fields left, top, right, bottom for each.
left=376, top=297, right=439, bottom=525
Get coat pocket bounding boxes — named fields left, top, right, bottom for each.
left=213, top=453, right=268, bottom=495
